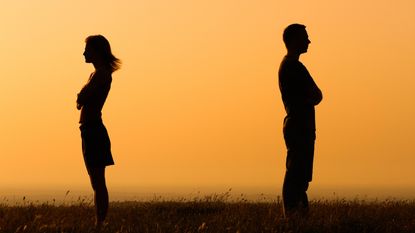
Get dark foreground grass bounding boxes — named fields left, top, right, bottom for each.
left=1, top=197, right=415, bottom=233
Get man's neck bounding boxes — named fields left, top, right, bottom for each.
left=285, top=51, right=300, bottom=61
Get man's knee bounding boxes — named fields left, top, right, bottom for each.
left=284, top=173, right=309, bottom=190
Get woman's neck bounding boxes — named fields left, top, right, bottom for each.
left=92, top=60, right=106, bottom=71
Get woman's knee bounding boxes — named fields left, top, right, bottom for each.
left=88, top=167, right=106, bottom=191
left=90, top=178, right=107, bottom=191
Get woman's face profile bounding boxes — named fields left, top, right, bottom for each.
left=83, top=43, right=97, bottom=63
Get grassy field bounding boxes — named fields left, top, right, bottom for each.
left=1, top=194, right=415, bottom=233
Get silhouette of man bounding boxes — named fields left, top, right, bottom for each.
left=278, top=24, right=322, bottom=216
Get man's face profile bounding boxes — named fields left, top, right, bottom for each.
left=295, top=29, right=311, bottom=54
left=284, top=25, right=311, bottom=55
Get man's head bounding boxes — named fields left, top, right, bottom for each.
left=283, top=24, right=311, bottom=55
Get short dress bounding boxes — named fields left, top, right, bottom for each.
left=77, top=70, right=114, bottom=168
left=80, top=120, right=114, bottom=168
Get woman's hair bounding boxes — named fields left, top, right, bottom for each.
left=85, top=35, right=121, bottom=72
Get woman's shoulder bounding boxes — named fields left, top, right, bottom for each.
left=92, top=69, right=112, bottom=83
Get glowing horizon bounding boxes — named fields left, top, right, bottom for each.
left=1, top=1, right=415, bottom=197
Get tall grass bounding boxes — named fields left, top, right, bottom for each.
left=1, top=194, right=415, bottom=233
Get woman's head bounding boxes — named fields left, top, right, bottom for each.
left=83, top=35, right=121, bottom=72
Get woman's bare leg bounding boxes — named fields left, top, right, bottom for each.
left=88, top=166, right=109, bottom=227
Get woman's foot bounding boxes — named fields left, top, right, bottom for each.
left=94, top=220, right=105, bottom=232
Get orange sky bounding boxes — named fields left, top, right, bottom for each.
left=0, top=0, right=415, bottom=197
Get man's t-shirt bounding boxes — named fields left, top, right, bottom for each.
left=278, top=56, right=320, bottom=132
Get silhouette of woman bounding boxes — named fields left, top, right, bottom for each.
left=76, top=35, right=121, bottom=229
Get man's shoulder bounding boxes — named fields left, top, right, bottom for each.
left=281, top=55, right=303, bottom=67
left=279, top=58, right=301, bottom=76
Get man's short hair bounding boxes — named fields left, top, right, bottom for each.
left=283, top=24, right=306, bottom=47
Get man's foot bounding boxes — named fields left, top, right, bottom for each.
left=94, top=220, right=106, bottom=232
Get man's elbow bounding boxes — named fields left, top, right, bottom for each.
left=314, top=91, right=323, bottom=105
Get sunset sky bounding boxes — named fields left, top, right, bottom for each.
left=1, top=0, right=414, bottom=198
